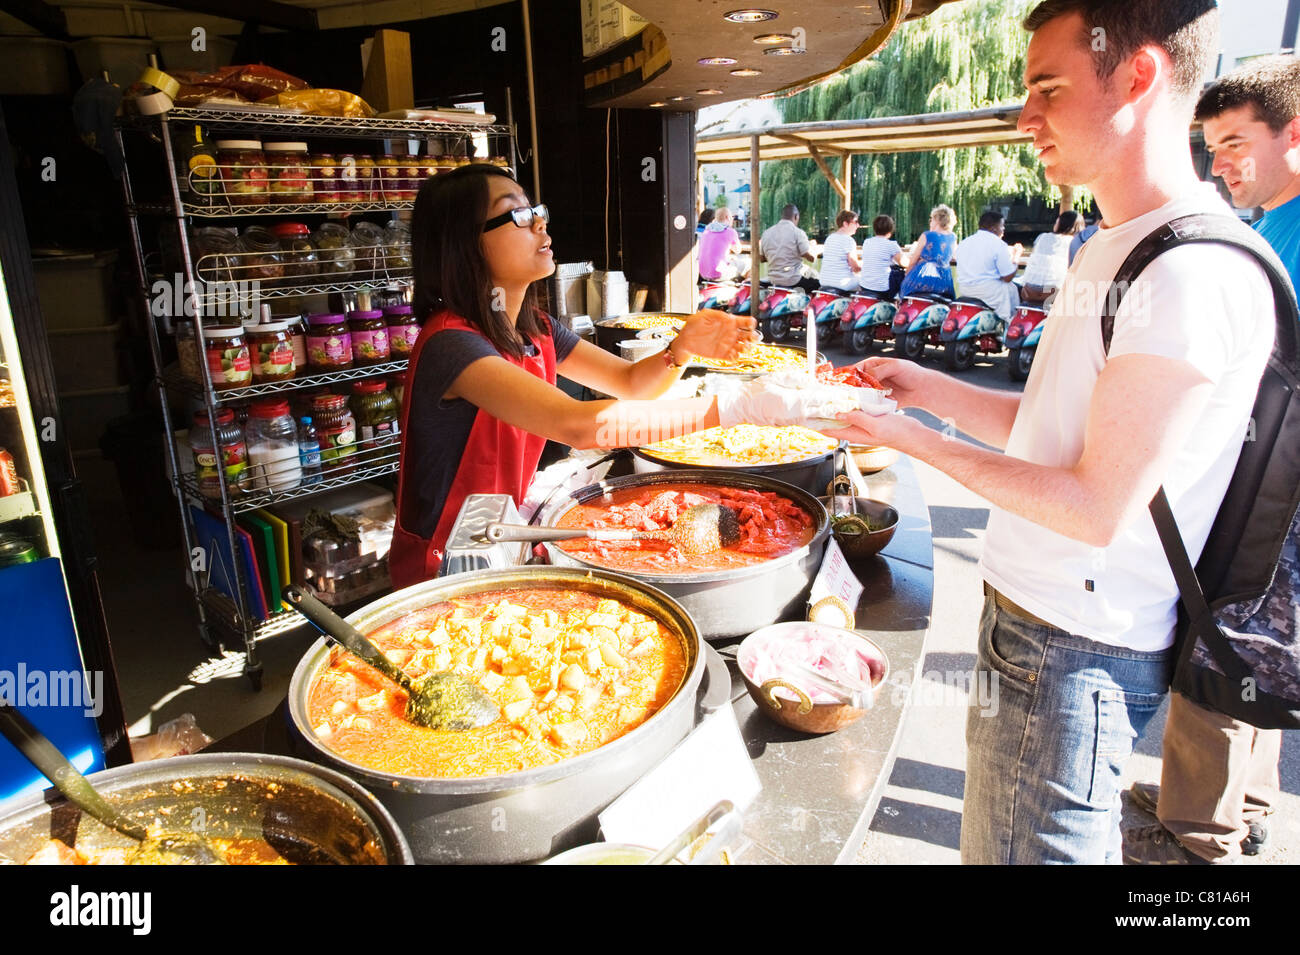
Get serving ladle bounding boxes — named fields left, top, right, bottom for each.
left=0, top=702, right=226, bottom=865
left=283, top=585, right=500, bottom=731
left=485, top=503, right=742, bottom=556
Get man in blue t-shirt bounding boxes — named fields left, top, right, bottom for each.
left=1124, top=53, right=1300, bottom=865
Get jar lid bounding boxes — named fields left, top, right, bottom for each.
left=214, top=140, right=263, bottom=151
left=263, top=141, right=309, bottom=152
left=382, top=305, right=414, bottom=317
left=348, top=309, right=384, bottom=321
left=354, top=380, right=387, bottom=394
left=250, top=320, right=292, bottom=333
left=313, top=152, right=336, bottom=159
left=195, top=408, right=235, bottom=426
left=307, top=313, right=347, bottom=326
left=270, top=222, right=311, bottom=237
left=201, top=325, right=245, bottom=339
left=312, top=394, right=347, bottom=410
left=250, top=398, right=291, bottom=419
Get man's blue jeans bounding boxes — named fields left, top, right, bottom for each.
left=961, top=595, right=1172, bottom=864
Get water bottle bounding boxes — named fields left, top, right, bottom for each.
left=298, top=416, right=322, bottom=485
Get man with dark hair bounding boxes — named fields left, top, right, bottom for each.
left=759, top=203, right=820, bottom=293
left=828, top=0, right=1275, bottom=865
left=955, top=209, right=1023, bottom=320
left=1122, top=53, right=1300, bottom=866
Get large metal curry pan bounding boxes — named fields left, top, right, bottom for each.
left=0, top=752, right=413, bottom=865
left=542, top=469, right=831, bottom=640
left=631, top=439, right=843, bottom=498
left=595, top=312, right=691, bottom=353
left=286, top=566, right=705, bottom=865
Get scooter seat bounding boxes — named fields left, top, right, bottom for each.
left=903, top=292, right=951, bottom=304
left=952, top=296, right=993, bottom=309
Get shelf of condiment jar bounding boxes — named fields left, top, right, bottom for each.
left=190, top=276, right=411, bottom=306
left=176, top=437, right=401, bottom=516
left=196, top=585, right=303, bottom=638
left=181, top=198, right=416, bottom=218
left=164, top=357, right=410, bottom=403
left=120, top=106, right=515, bottom=140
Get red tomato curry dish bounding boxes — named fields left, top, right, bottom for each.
left=306, top=589, right=687, bottom=777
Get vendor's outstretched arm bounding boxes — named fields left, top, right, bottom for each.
left=446, top=354, right=719, bottom=449
left=833, top=354, right=1213, bottom=546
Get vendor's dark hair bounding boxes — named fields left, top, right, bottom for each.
left=411, top=163, right=544, bottom=360
left=1023, top=0, right=1218, bottom=102
left=1196, top=54, right=1300, bottom=133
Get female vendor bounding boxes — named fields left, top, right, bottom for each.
left=391, top=163, right=820, bottom=586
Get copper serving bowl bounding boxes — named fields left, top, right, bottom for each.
left=819, top=495, right=899, bottom=561
left=737, top=622, right=890, bottom=734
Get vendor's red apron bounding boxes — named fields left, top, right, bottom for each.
left=389, top=311, right=556, bottom=588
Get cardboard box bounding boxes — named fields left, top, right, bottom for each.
left=359, top=29, right=413, bottom=113
left=584, top=1, right=648, bottom=59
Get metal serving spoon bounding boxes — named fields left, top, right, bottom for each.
left=283, top=586, right=500, bottom=731
left=485, top=503, right=741, bottom=556
left=0, top=702, right=225, bottom=865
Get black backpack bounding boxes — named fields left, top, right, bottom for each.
left=1101, top=212, right=1300, bottom=729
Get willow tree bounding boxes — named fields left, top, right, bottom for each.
left=759, top=0, right=1076, bottom=241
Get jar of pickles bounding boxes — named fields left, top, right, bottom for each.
left=310, top=221, right=355, bottom=278
left=215, top=140, right=268, bottom=207
left=382, top=219, right=411, bottom=278
left=264, top=142, right=312, bottom=203
left=311, top=153, right=340, bottom=203
left=348, top=309, right=390, bottom=365
left=249, top=321, right=296, bottom=383
left=351, top=380, right=399, bottom=448
left=270, top=222, right=317, bottom=282
left=238, top=226, right=285, bottom=287
left=191, top=408, right=248, bottom=498
left=202, top=324, right=253, bottom=390
left=349, top=221, right=385, bottom=282
left=306, top=313, right=352, bottom=370
left=312, top=394, right=357, bottom=473
left=377, top=157, right=402, bottom=202
left=384, top=304, right=419, bottom=358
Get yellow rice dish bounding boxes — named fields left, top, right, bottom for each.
left=605, top=314, right=685, bottom=330
left=688, top=343, right=807, bottom=374
left=642, top=425, right=837, bottom=467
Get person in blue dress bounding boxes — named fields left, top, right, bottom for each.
left=899, top=204, right=958, bottom=298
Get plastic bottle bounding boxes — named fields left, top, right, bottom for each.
left=298, top=416, right=322, bottom=486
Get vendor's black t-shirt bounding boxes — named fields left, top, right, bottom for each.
left=405, top=321, right=580, bottom=539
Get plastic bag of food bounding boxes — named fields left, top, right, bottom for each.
left=172, top=64, right=308, bottom=104
left=128, top=713, right=213, bottom=762
left=266, top=89, right=376, bottom=118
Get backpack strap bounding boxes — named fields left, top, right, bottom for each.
left=1101, top=212, right=1298, bottom=370
left=1098, top=212, right=1299, bottom=672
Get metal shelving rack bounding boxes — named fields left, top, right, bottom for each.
left=115, top=106, right=515, bottom=688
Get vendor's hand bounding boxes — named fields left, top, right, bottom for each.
left=852, top=357, right=937, bottom=410
left=716, top=375, right=828, bottom=429
left=672, top=309, right=760, bottom=362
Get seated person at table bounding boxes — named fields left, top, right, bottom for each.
left=817, top=210, right=863, bottom=294
left=1022, top=210, right=1084, bottom=303
left=954, top=210, right=1022, bottom=321
left=698, top=206, right=748, bottom=281
left=899, top=204, right=958, bottom=298
left=759, top=204, right=820, bottom=293
left=858, top=214, right=908, bottom=300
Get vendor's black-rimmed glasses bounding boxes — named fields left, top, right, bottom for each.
left=482, top=203, right=549, bottom=232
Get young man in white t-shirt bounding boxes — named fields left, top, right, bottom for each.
left=826, top=0, right=1274, bottom=864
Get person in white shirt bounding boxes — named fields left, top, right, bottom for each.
left=818, top=210, right=862, bottom=293
left=955, top=210, right=1024, bottom=320
left=1022, top=209, right=1085, bottom=302
left=759, top=204, right=820, bottom=293
left=824, top=0, right=1273, bottom=865
left=859, top=214, right=909, bottom=299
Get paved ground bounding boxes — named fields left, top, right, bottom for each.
left=811, top=334, right=1299, bottom=866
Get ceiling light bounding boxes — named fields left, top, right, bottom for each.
left=698, top=56, right=738, bottom=66
left=696, top=89, right=725, bottom=95
left=668, top=95, right=692, bottom=102
left=763, top=46, right=806, bottom=56
left=730, top=68, right=763, bottom=76
left=649, top=101, right=667, bottom=107
left=724, top=9, right=778, bottom=23
left=753, top=33, right=796, bottom=44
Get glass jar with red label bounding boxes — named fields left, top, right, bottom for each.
left=311, top=153, right=340, bottom=203
left=202, top=325, right=252, bottom=390
left=191, top=408, right=248, bottom=498
left=348, top=309, right=390, bottom=365
left=378, top=157, right=402, bottom=202
left=338, top=153, right=360, bottom=202
left=249, top=321, right=296, bottom=383
left=312, top=394, right=357, bottom=473
left=306, top=313, right=353, bottom=370
left=383, top=304, right=419, bottom=358
left=264, top=142, right=312, bottom=203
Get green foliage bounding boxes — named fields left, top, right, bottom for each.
left=758, top=0, right=1085, bottom=242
